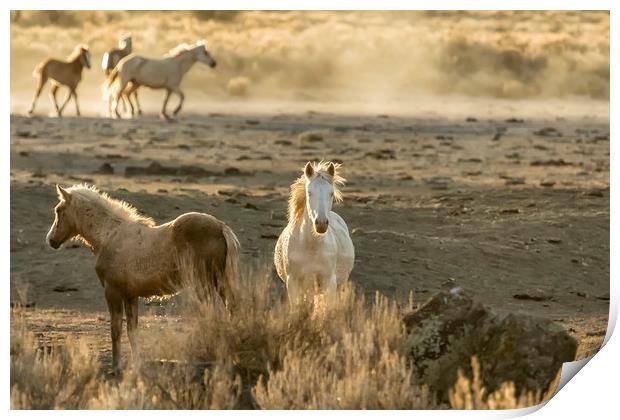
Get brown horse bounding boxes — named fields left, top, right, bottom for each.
left=28, top=44, right=91, bottom=117
left=46, top=184, right=240, bottom=370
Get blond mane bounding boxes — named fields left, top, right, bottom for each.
left=164, top=42, right=196, bottom=58
left=288, top=161, right=345, bottom=224
left=66, top=184, right=155, bottom=227
left=67, top=44, right=88, bottom=61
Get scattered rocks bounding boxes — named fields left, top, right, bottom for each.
left=533, top=127, right=562, bottom=137
left=513, top=293, right=552, bottom=302
left=94, top=163, right=114, bottom=175
left=125, top=162, right=251, bottom=178
left=505, top=118, right=525, bottom=123
left=547, top=238, right=562, bottom=244
left=530, top=159, right=576, bottom=167
left=52, top=285, right=79, bottom=293
left=365, top=149, right=396, bottom=160
left=540, top=181, right=556, bottom=187
left=404, top=288, right=577, bottom=402
left=298, top=131, right=324, bottom=143
left=465, top=117, right=478, bottom=122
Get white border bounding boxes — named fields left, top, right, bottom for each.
left=3, top=1, right=615, bottom=418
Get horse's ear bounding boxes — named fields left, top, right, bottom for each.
left=327, top=162, right=335, bottom=177
left=304, top=162, right=314, bottom=178
left=56, top=185, right=72, bottom=203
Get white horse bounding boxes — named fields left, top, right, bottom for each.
left=104, top=40, right=216, bottom=120
left=274, top=161, right=355, bottom=304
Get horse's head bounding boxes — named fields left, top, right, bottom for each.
left=196, top=40, right=217, bottom=68
left=304, top=162, right=337, bottom=235
left=119, top=35, right=132, bottom=51
left=46, top=185, right=78, bottom=249
left=79, top=45, right=91, bottom=69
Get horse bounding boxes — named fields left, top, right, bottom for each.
left=45, top=184, right=240, bottom=370
left=274, top=162, right=355, bottom=304
left=28, top=44, right=91, bottom=117
left=102, top=35, right=141, bottom=117
left=104, top=40, right=216, bottom=120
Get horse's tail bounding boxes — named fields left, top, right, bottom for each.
left=222, top=224, right=241, bottom=288
left=101, top=51, right=110, bottom=72
left=102, top=65, right=120, bottom=100
left=32, top=61, right=44, bottom=78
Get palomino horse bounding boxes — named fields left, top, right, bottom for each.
left=274, top=162, right=355, bottom=304
left=102, top=35, right=141, bottom=117
left=28, top=44, right=91, bottom=117
left=105, top=40, right=216, bottom=120
left=46, top=184, right=240, bottom=370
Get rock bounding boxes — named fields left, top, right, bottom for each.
left=465, top=117, right=478, bottom=122
left=403, top=288, right=576, bottom=402
left=298, top=131, right=324, bottom=143
left=94, top=162, right=114, bottom=175
left=530, top=159, right=575, bottom=167
left=540, top=181, right=556, bottom=187
left=533, top=127, right=562, bottom=137
left=244, top=202, right=259, bottom=210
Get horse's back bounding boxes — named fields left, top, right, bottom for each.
left=170, top=212, right=228, bottom=267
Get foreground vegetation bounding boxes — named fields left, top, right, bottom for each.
left=11, top=264, right=557, bottom=409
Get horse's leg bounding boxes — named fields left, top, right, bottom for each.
left=58, top=88, right=72, bottom=116
left=133, top=90, right=142, bottom=116
left=113, top=79, right=128, bottom=119
left=49, top=84, right=62, bottom=117
left=326, top=273, right=337, bottom=305
left=105, top=288, right=124, bottom=372
left=286, top=275, right=303, bottom=306
left=124, top=296, right=139, bottom=366
left=172, top=90, right=185, bottom=116
left=124, top=93, right=135, bottom=117
left=160, top=88, right=172, bottom=120
left=72, top=89, right=81, bottom=117
left=28, top=76, right=47, bottom=115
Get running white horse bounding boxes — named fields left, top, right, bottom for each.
left=104, top=40, right=216, bottom=119
left=274, top=161, right=355, bottom=304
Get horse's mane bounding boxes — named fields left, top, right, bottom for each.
left=164, top=40, right=207, bottom=58
left=68, top=44, right=88, bottom=61
left=66, top=184, right=155, bottom=227
left=288, top=161, right=345, bottom=224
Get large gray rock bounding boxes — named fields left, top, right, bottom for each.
left=403, top=288, right=577, bottom=401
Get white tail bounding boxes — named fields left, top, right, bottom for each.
left=101, top=52, right=110, bottom=71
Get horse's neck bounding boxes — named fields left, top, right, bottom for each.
left=173, top=52, right=197, bottom=76
left=74, top=205, right=124, bottom=253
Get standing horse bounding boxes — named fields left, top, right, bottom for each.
left=105, top=40, right=216, bottom=120
left=46, top=184, right=240, bottom=370
left=274, top=162, right=355, bottom=304
left=28, top=44, right=91, bottom=117
left=102, top=35, right=141, bottom=117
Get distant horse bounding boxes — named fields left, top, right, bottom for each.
left=102, top=35, right=141, bottom=117
left=46, top=184, right=240, bottom=370
left=28, top=44, right=91, bottom=117
left=105, top=40, right=217, bottom=120
left=274, top=162, right=355, bottom=304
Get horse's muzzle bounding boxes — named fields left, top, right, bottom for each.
left=48, top=238, right=61, bottom=249
left=314, top=219, right=329, bottom=234
left=210, top=61, right=217, bottom=68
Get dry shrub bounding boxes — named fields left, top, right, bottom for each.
left=10, top=261, right=559, bottom=409
left=449, top=357, right=558, bottom=410
left=10, top=320, right=100, bottom=409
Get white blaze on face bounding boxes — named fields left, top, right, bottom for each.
left=306, top=176, right=334, bottom=234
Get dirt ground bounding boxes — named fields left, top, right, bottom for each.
left=10, top=106, right=609, bottom=364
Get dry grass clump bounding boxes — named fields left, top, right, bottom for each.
left=449, top=357, right=559, bottom=410
left=11, top=263, right=557, bottom=409
left=10, top=321, right=100, bottom=409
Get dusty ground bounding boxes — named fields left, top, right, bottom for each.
left=10, top=106, right=609, bottom=365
